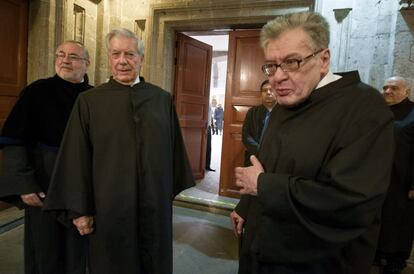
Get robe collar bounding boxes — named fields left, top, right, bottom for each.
left=316, top=70, right=342, bottom=89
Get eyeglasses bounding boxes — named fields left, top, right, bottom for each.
left=261, top=49, right=324, bottom=76
left=56, top=52, right=88, bottom=62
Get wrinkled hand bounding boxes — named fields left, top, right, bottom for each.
left=235, top=155, right=264, bottom=196
left=20, top=192, right=45, bottom=207
left=408, top=189, right=414, bottom=200
left=230, top=210, right=245, bottom=236
left=73, top=216, right=94, bottom=236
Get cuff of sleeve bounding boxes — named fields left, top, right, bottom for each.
left=235, top=195, right=250, bottom=219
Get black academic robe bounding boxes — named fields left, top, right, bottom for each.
left=43, top=78, right=195, bottom=274
left=235, top=71, right=394, bottom=274
left=378, top=98, right=414, bottom=253
left=242, top=104, right=267, bottom=166
left=0, top=75, right=92, bottom=274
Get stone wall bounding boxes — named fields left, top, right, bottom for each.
left=393, top=9, right=414, bottom=99
left=27, top=0, right=58, bottom=82
left=26, top=0, right=413, bottom=97
left=317, top=0, right=414, bottom=97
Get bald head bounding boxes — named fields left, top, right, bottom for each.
left=382, top=76, right=410, bottom=106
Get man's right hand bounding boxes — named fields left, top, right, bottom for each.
left=20, top=192, right=45, bottom=207
left=73, top=216, right=94, bottom=236
left=230, top=210, right=245, bottom=236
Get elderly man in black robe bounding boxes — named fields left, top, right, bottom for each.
left=375, top=76, right=414, bottom=274
left=242, top=79, right=276, bottom=166
left=43, top=28, right=194, bottom=274
left=0, top=41, right=92, bottom=274
left=230, top=12, right=394, bottom=274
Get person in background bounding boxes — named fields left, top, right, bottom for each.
left=214, top=104, right=224, bottom=135
left=242, top=79, right=276, bottom=166
left=375, top=76, right=414, bottom=274
left=43, top=28, right=194, bottom=274
left=0, top=40, right=92, bottom=274
left=230, top=11, right=394, bottom=274
left=206, top=104, right=216, bottom=172
left=211, top=98, right=217, bottom=135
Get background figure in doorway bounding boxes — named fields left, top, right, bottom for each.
left=211, top=115, right=217, bottom=135
left=376, top=76, right=414, bottom=274
left=0, top=41, right=91, bottom=274
left=206, top=104, right=215, bottom=172
left=214, top=104, right=224, bottom=135
left=242, top=80, right=276, bottom=166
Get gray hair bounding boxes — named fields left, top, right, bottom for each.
left=106, top=28, right=145, bottom=56
left=387, top=76, right=409, bottom=88
left=58, top=40, right=90, bottom=61
left=260, top=12, right=330, bottom=51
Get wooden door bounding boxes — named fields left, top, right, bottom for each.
left=174, top=33, right=212, bottom=180
left=0, top=0, right=28, bottom=128
left=0, top=0, right=28, bottom=210
left=219, top=30, right=266, bottom=198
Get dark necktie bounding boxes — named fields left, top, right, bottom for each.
left=259, top=111, right=271, bottom=146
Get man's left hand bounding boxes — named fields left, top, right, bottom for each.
left=235, top=155, right=264, bottom=196
left=408, top=189, right=414, bottom=199
left=73, top=216, right=94, bottom=236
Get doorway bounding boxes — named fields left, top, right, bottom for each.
left=157, top=1, right=314, bottom=199
left=188, top=33, right=229, bottom=195
left=175, top=30, right=266, bottom=200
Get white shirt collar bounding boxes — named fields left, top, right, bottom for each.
left=316, top=70, right=342, bottom=89
left=132, top=76, right=141, bottom=86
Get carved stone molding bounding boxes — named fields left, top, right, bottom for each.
left=147, top=0, right=315, bottom=90
left=134, top=19, right=146, bottom=41
left=332, top=8, right=352, bottom=71
left=333, top=8, right=351, bottom=23
left=73, top=4, right=85, bottom=43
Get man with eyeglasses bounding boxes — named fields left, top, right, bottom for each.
left=43, top=28, right=194, bottom=274
left=230, top=12, right=394, bottom=274
left=241, top=80, right=276, bottom=166
left=0, top=41, right=91, bottom=274
left=375, top=76, right=414, bottom=274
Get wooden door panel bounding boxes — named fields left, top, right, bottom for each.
left=233, top=35, right=267, bottom=97
left=0, top=0, right=28, bottom=210
left=174, top=33, right=212, bottom=180
left=219, top=30, right=266, bottom=198
left=0, top=97, right=18, bottom=128
left=0, top=0, right=28, bottom=97
left=180, top=127, right=204, bottom=174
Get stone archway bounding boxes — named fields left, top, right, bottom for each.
left=145, top=0, right=315, bottom=91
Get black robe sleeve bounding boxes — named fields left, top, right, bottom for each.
left=0, top=147, right=41, bottom=208
left=0, top=87, right=41, bottom=207
left=402, top=115, right=414, bottom=189
left=235, top=195, right=251, bottom=219
left=242, top=107, right=260, bottom=163
left=257, top=100, right=394, bottom=245
left=44, top=95, right=95, bottom=225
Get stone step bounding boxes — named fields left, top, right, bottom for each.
left=0, top=207, right=24, bottom=235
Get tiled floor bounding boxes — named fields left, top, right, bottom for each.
left=0, top=206, right=239, bottom=274
left=173, top=206, right=238, bottom=274
left=2, top=206, right=414, bottom=274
